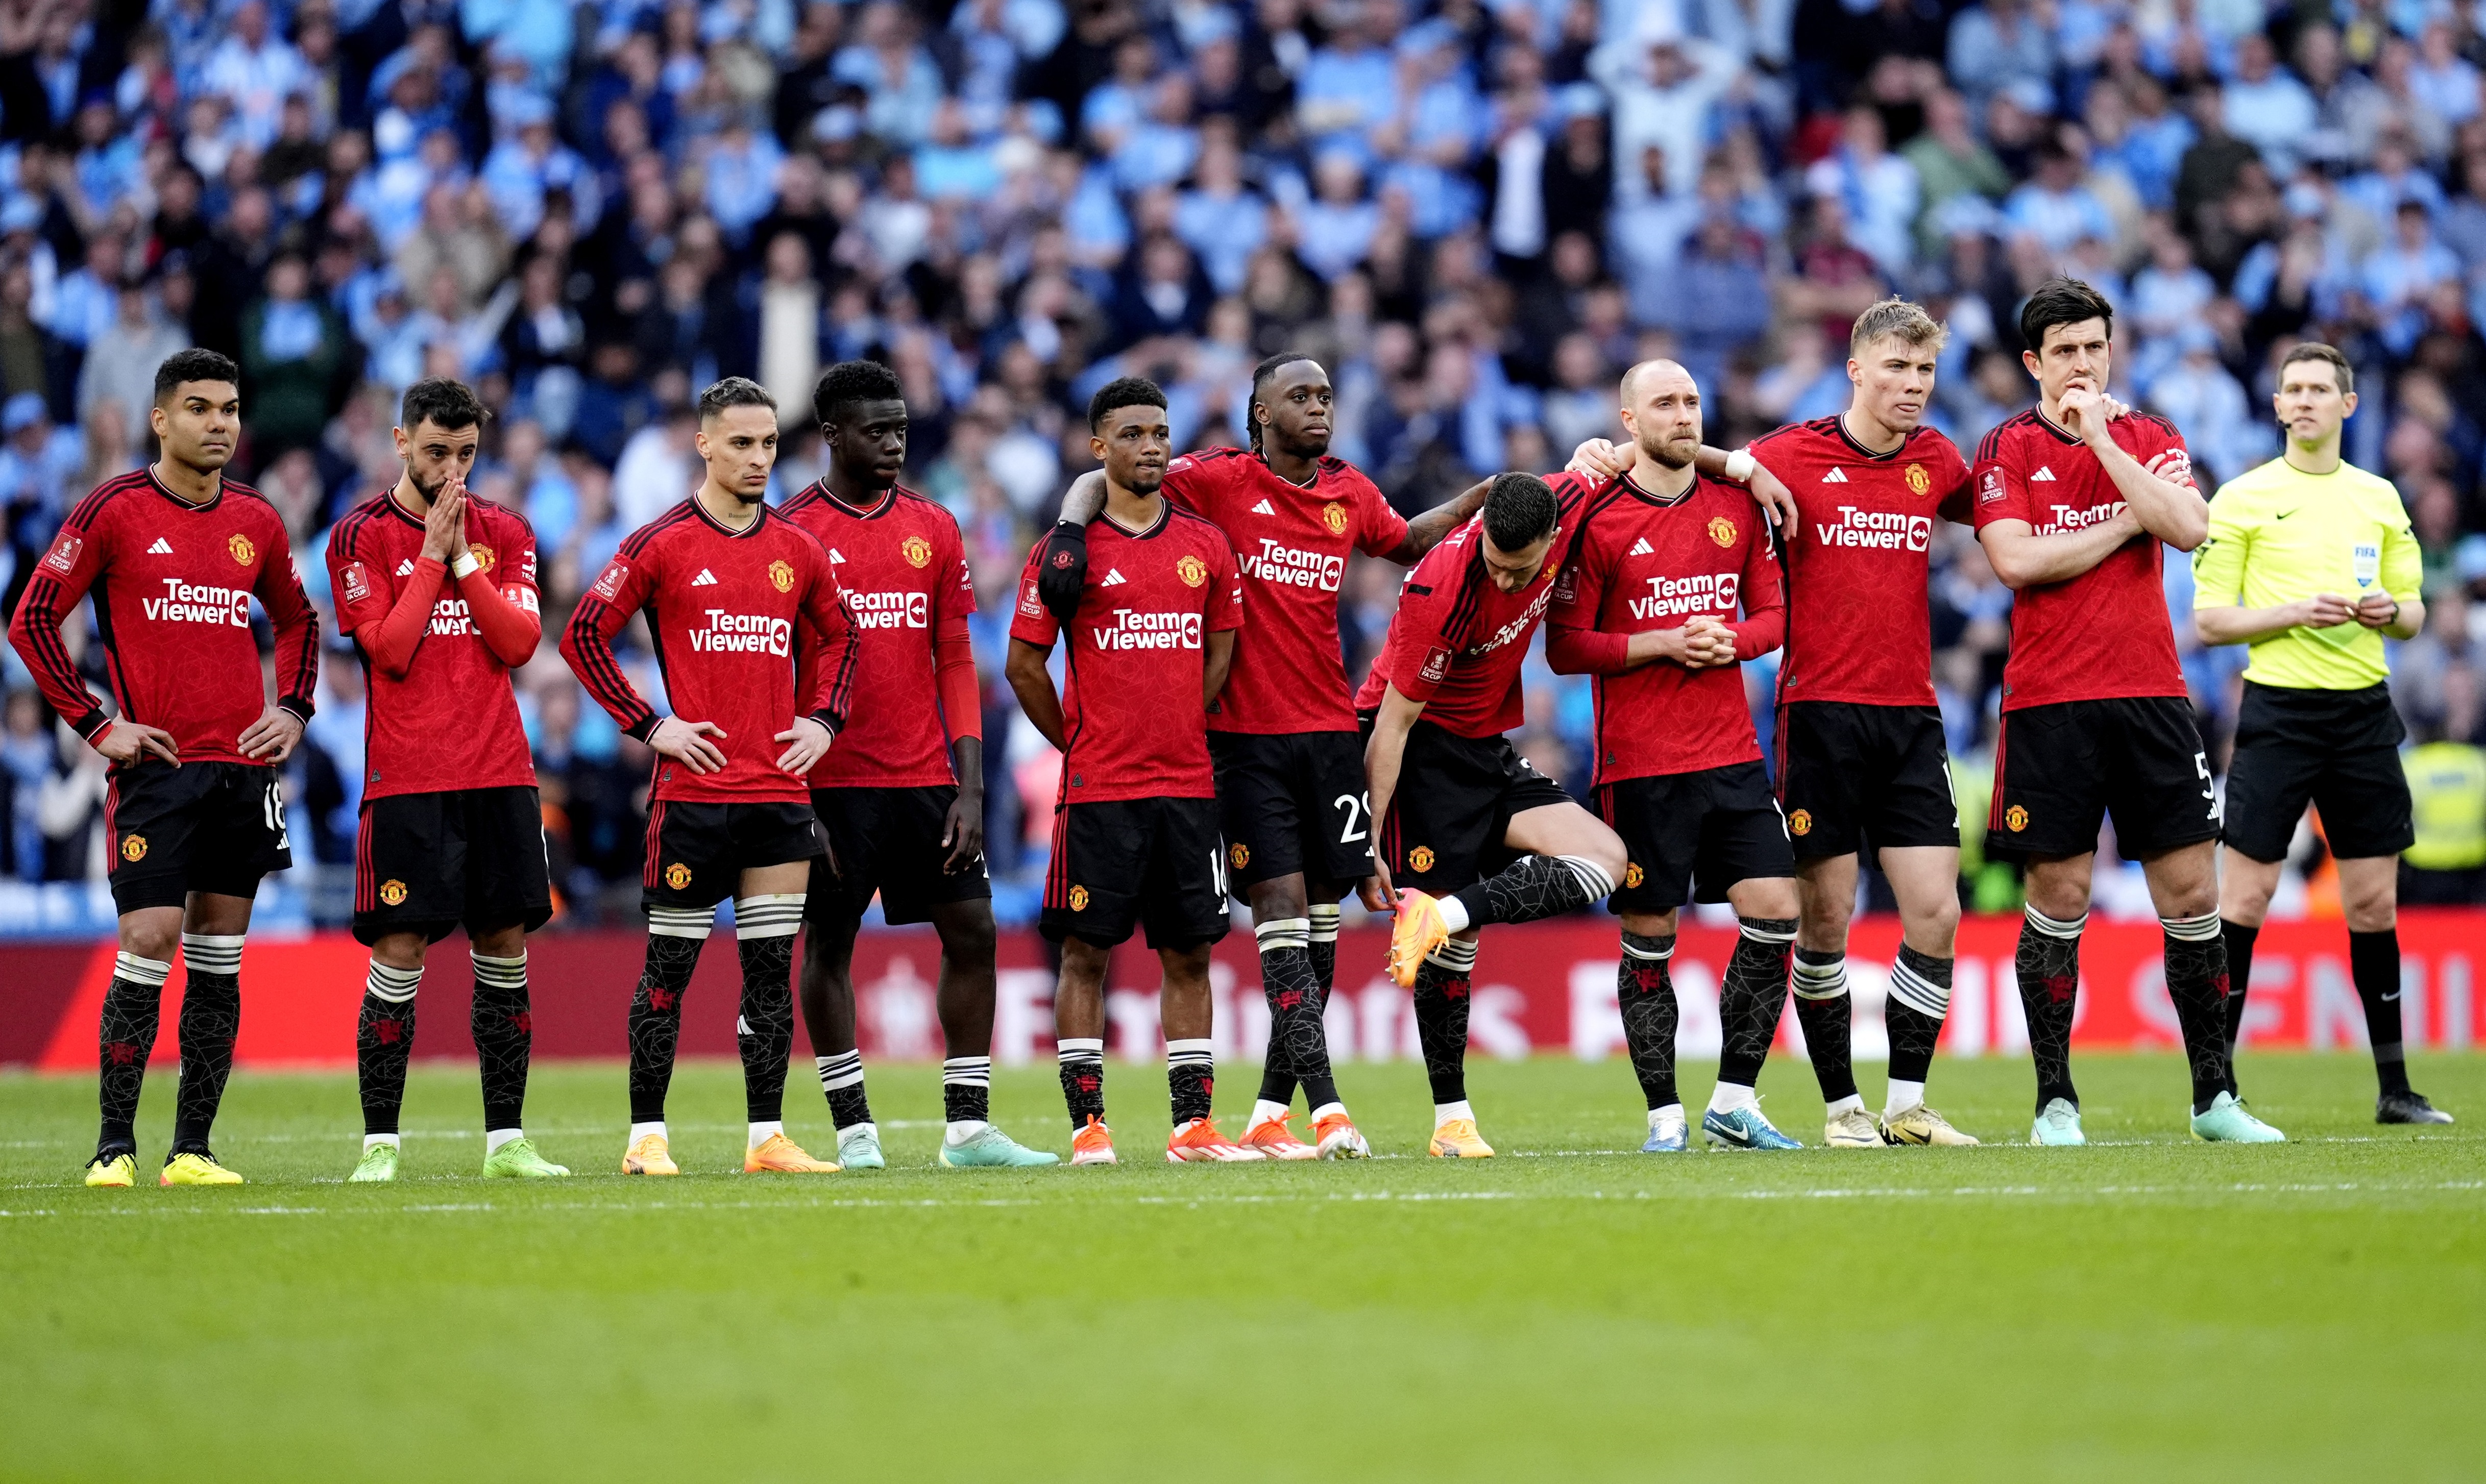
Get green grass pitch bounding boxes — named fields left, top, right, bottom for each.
left=4, top=1052, right=2481, bottom=1482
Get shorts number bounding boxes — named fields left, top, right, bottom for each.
left=1209, top=845, right=1229, bottom=899
left=2196, top=752, right=2220, bottom=821
left=263, top=780, right=291, bottom=850
left=1333, top=792, right=1370, bottom=844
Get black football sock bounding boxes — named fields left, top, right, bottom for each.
left=170, top=933, right=245, bottom=1154
left=1255, top=917, right=1338, bottom=1110
left=1410, top=936, right=1478, bottom=1106
left=1885, top=945, right=1953, bottom=1109
left=942, top=1057, right=992, bottom=1124
left=1058, top=1036, right=1105, bottom=1130
left=1790, top=947, right=1858, bottom=1107
left=355, top=959, right=423, bottom=1137
left=1715, top=917, right=1796, bottom=1092
left=96, top=951, right=170, bottom=1155
left=1618, top=932, right=1679, bottom=1110
left=2161, top=912, right=2232, bottom=1115
left=2350, top=927, right=2412, bottom=1096
left=628, top=908, right=712, bottom=1124
left=1307, top=904, right=1340, bottom=993
left=1261, top=903, right=1341, bottom=1107
left=815, top=1049, right=871, bottom=1128
left=469, top=950, right=532, bottom=1134
left=1451, top=854, right=1617, bottom=929
left=2017, top=905, right=2085, bottom=1114
left=2219, top=918, right=2259, bottom=1093
left=1166, top=1038, right=1215, bottom=1126
left=734, top=895, right=804, bottom=1125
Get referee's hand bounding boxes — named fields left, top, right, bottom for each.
left=2296, top=592, right=2358, bottom=628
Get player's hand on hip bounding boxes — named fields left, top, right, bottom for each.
left=1746, top=462, right=1799, bottom=534
left=96, top=720, right=179, bottom=766
left=1566, top=438, right=1628, bottom=480
left=419, top=477, right=466, bottom=562
left=651, top=716, right=729, bottom=774
left=238, top=706, right=305, bottom=762
left=1358, top=863, right=1395, bottom=914
left=941, top=787, right=986, bottom=871
left=773, top=716, right=833, bottom=775
left=2298, top=592, right=2358, bottom=628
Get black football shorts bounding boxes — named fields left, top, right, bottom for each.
left=2221, top=681, right=2413, bottom=863
left=353, top=785, right=553, bottom=946
left=643, top=799, right=825, bottom=910
left=1775, top=701, right=1959, bottom=860
left=1208, top=729, right=1376, bottom=893
left=1597, top=760, right=1796, bottom=914
left=106, top=758, right=292, bottom=913
left=808, top=784, right=992, bottom=926
left=1363, top=713, right=1574, bottom=895
left=1040, top=796, right=1230, bottom=949
left=1989, top=696, right=2220, bottom=859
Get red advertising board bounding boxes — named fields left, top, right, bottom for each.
left=2, top=913, right=2478, bottom=1070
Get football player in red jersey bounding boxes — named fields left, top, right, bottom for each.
left=10, top=349, right=320, bottom=1187
left=1005, top=378, right=1256, bottom=1166
left=326, top=379, right=564, bottom=1182
left=1031, top=355, right=1485, bottom=1160
left=779, top=360, right=1053, bottom=1169
left=1358, top=472, right=1628, bottom=1157
left=563, top=378, right=862, bottom=1176
left=1972, top=279, right=2274, bottom=1145
left=1546, top=360, right=1805, bottom=1153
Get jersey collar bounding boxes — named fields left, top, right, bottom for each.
left=1831, top=413, right=1909, bottom=462
left=1619, top=469, right=1700, bottom=509
left=1098, top=498, right=1169, bottom=539
left=145, top=464, right=223, bottom=511
left=2032, top=408, right=2084, bottom=445
left=690, top=493, right=769, bottom=538
left=809, top=479, right=898, bottom=520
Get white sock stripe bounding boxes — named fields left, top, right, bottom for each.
left=470, top=960, right=528, bottom=987
left=1737, top=919, right=1798, bottom=945
left=1790, top=961, right=1848, bottom=1000
left=365, top=960, right=422, bottom=1003
left=1056, top=1036, right=1104, bottom=1060
left=2161, top=911, right=2222, bottom=943
left=1307, top=904, right=1341, bottom=942
left=1426, top=938, right=1478, bottom=972
left=734, top=895, right=807, bottom=938
left=647, top=906, right=715, bottom=938
left=180, top=932, right=245, bottom=974
left=1888, top=961, right=1952, bottom=1018
left=1165, top=1037, right=1214, bottom=1067
left=1254, top=916, right=1311, bottom=947
left=1620, top=939, right=1673, bottom=961
left=814, top=1050, right=866, bottom=1090
left=1556, top=855, right=1617, bottom=900
left=2024, top=904, right=2087, bottom=938
left=941, top=1057, right=992, bottom=1086
left=113, top=951, right=172, bottom=986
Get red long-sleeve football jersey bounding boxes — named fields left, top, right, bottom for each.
left=563, top=499, right=859, bottom=805
left=10, top=468, right=320, bottom=760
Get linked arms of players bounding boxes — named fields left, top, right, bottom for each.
left=1563, top=439, right=1801, bottom=532
left=1380, top=478, right=1491, bottom=565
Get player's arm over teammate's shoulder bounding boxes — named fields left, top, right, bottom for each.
left=1379, top=472, right=1489, bottom=565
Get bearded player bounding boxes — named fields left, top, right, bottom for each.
left=1006, top=377, right=1254, bottom=1165
left=11, top=348, right=321, bottom=1187
left=780, top=360, right=1054, bottom=1168
left=563, top=378, right=862, bottom=1175
left=327, top=378, right=565, bottom=1181
left=1975, top=279, right=2273, bottom=1144
left=1035, top=354, right=1485, bottom=1159
left=1359, top=472, right=1627, bottom=1157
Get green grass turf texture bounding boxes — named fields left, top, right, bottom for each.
left=3, top=1052, right=2481, bottom=1482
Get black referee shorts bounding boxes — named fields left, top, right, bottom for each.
left=353, top=785, right=552, bottom=946
left=1775, top=701, right=1959, bottom=860
left=2222, top=681, right=2413, bottom=863
left=1988, top=696, right=2220, bottom=860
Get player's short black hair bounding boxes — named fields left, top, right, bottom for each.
left=152, top=348, right=239, bottom=404
left=399, top=377, right=488, bottom=433
left=1481, top=472, right=1559, bottom=552
left=1088, top=376, right=1167, bottom=432
left=2018, top=278, right=2114, bottom=354
left=1247, top=352, right=1321, bottom=453
left=698, top=376, right=776, bottom=419
left=812, top=358, right=904, bottom=428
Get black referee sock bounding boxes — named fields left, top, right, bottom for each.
left=2160, top=912, right=2232, bottom=1115
left=2017, top=906, right=2085, bottom=1114
left=172, top=933, right=245, bottom=1154
left=1715, top=918, right=1796, bottom=1090
left=628, top=909, right=712, bottom=1124
left=1790, top=948, right=1857, bottom=1106
left=355, top=959, right=423, bottom=1137
left=734, top=896, right=805, bottom=1125
left=1411, top=937, right=1478, bottom=1105
left=1617, top=932, right=1679, bottom=1111
left=96, top=951, right=170, bottom=1155
left=2350, top=928, right=2413, bottom=1096
left=1451, top=854, right=1617, bottom=929
left=1255, top=918, right=1337, bottom=1112
left=2220, top=918, right=2259, bottom=1096
left=469, top=951, right=533, bottom=1134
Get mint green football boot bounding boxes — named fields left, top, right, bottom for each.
left=2190, top=1092, right=2285, bottom=1143
left=937, top=1125, right=1061, bottom=1168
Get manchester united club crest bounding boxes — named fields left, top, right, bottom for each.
left=1176, top=554, right=1208, bottom=587
left=1624, top=862, right=1644, bottom=888
left=228, top=533, right=256, bottom=566
left=768, top=559, right=795, bottom=593
left=1904, top=463, right=1931, bottom=496
left=1707, top=516, right=1736, bottom=549
left=901, top=535, right=933, bottom=568
left=379, top=879, right=408, bottom=906
left=1408, top=846, right=1435, bottom=873
left=1068, top=884, right=1090, bottom=911
left=1229, top=841, right=1249, bottom=869
left=1051, top=549, right=1076, bottom=570
left=665, top=861, right=692, bottom=890
left=1322, top=502, right=1349, bottom=536
left=468, top=543, right=497, bottom=574
left=120, top=834, right=147, bottom=862
left=2005, top=804, right=2029, bottom=833
left=1789, top=808, right=1813, bottom=836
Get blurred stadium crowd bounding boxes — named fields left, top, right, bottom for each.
left=0, top=0, right=2482, bottom=928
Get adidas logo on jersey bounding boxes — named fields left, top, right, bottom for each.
left=1251, top=499, right=1276, bottom=515
left=828, top=549, right=847, bottom=563
left=2031, top=467, right=2057, bottom=482
left=1821, top=468, right=1849, bottom=483
left=1100, top=568, right=1128, bottom=586
left=1629, top=537, right=1655, bottom=556
left=691, top=568, right=718, bottom=587
left=396, top=559, right=415, bottom=576
left=147, top=537, right=174, bottom=555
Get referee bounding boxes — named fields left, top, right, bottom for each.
left=2192, top=341, right=2451, bottom=1125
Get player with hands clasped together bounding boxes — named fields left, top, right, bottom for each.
left=563, top=378, right=862, bottom=1177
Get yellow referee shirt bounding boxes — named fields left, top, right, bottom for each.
left=2192, top=455, right=2421, bottom=689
